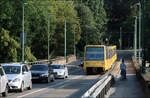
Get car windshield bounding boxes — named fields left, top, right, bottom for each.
left=3, top=66, right=21, bottom=74
left=30, top=65, right=48, bottom=71
left=51, top=65, right=64, bottom=69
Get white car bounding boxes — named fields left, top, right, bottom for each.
left=2, top=63, right=32, bottom=92
left=0, top=66, right=8, bottom=97
left=51, top=64, right=68, bottom=79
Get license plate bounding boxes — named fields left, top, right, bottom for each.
left=32, top=77, right=39, bottom=79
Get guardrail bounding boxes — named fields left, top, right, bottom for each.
left=0, top=55, right=76, bottom=67
left=81, top=61, right=119, bottom=98
left=82, top=75, right=113, bottom=98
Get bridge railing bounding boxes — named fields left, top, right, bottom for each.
left=81, top=61, right=118, bottom=98
left=82, top=75, right=113, bottom=98
left=0, top=55, right=76, bottom=67
left=132, top=56, right=150, bottom=97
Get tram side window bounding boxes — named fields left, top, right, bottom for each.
left=106, top=48, right=109, bottom=59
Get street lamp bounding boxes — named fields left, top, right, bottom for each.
left=74, top=25, right=76, bottom=56
left=120, top=27, right=122, bottom=49
left=134, top=16, right=137, bottom=61
left=137, top=3, right=141, bottom=64
left=132, top=3, right=141, bottom=64
left=141, top=0, right=145, bottom=72
left=22, top=3, right=27, bottom=63
left=48, top=14, right=55, bottom=61
left=48, top=15, right=50, bottom=61
left=64, top=19, right=67, bottom=63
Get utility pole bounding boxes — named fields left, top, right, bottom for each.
left=22, top=3, right=27, bottom=63
left=120, top=27, right=122, bottom=49
left=64, top=19, right=67, bottom=63
left=22, top=3, right=24, bottom=63
left=74, top=25, right=76, bottom=56
left=134, top=16, right=137, bottom=62
left=141, top=0, right=145, bottom=71
left=139, top=3, right=141, bottom=64
left=48, top=15, right=50, bottom=61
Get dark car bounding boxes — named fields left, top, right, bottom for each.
left=30, top=64, right=55, bottom=83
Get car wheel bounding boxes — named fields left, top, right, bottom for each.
left=66, top=74, right=68, bottom=78
left=2, top=84, right=8, bottom=97
left=27, top=80, right=32, bottom=90
left=20, top=82, right=24, bottom=92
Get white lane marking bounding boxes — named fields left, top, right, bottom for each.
left=17, top=75, right=83, bottom=98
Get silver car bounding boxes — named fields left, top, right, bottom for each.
left=51, top=64, right=68, bottom=79
left=2, top=63, right=32, bottom=92
left=0, top=66, right=8, bottom=97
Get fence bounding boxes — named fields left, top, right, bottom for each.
left=132, top=57, right=150, bottom=97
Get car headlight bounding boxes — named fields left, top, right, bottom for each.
left=40, top=74, right=48, bottom=77
left=13, top=78, right=21, bottom=82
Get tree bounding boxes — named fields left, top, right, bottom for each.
left=104, top=0, right=133, bottom=48
left=0, top=28, right=19, bottom=62
left=75, top=0, right=108, bottom=55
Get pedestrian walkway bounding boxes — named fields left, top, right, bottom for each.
left=105, top=61, right=145, bottom=98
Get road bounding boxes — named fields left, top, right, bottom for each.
left=7, top=64, right=101, bottom=98
left=5, top=50, right=134, bottom=98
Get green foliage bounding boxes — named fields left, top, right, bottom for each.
left=0, top=28, right=19, bottom=62
left=25, top=47, right=37, bottom=62
left=0, top=28, right=36, bottom=63
left=0, top=0, right=109, bottom=62
left=104, top=0, right=133, bottom=48
left=48, top=1, right=81, bottom=56
left=75, top=0, right=108, bottom=53
left=143, top=0, right=150, bottom=62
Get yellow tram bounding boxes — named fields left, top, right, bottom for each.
left=83, top=45, right=117, bottom=74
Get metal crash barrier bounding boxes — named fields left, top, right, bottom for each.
left=82, top=75, right=113, bottom=98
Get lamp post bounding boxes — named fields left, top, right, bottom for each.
left=133, top=3, right=141, bottom=63
left=74, top=25, right=76, bottom=56
left=120, top=27, right=122, bottom=49
left=64, top=19, right=66, bottom=63
left=134, top=16, right=137, bottom=61
left=48, top=15, right=50, bottom=61
left=140, top=0, right=146, bottom=72
left=132, top=2, right=142, bottom=64
left=22, top=3, right=27, bottom=63
left=138, top=3, right=141, bottom=64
